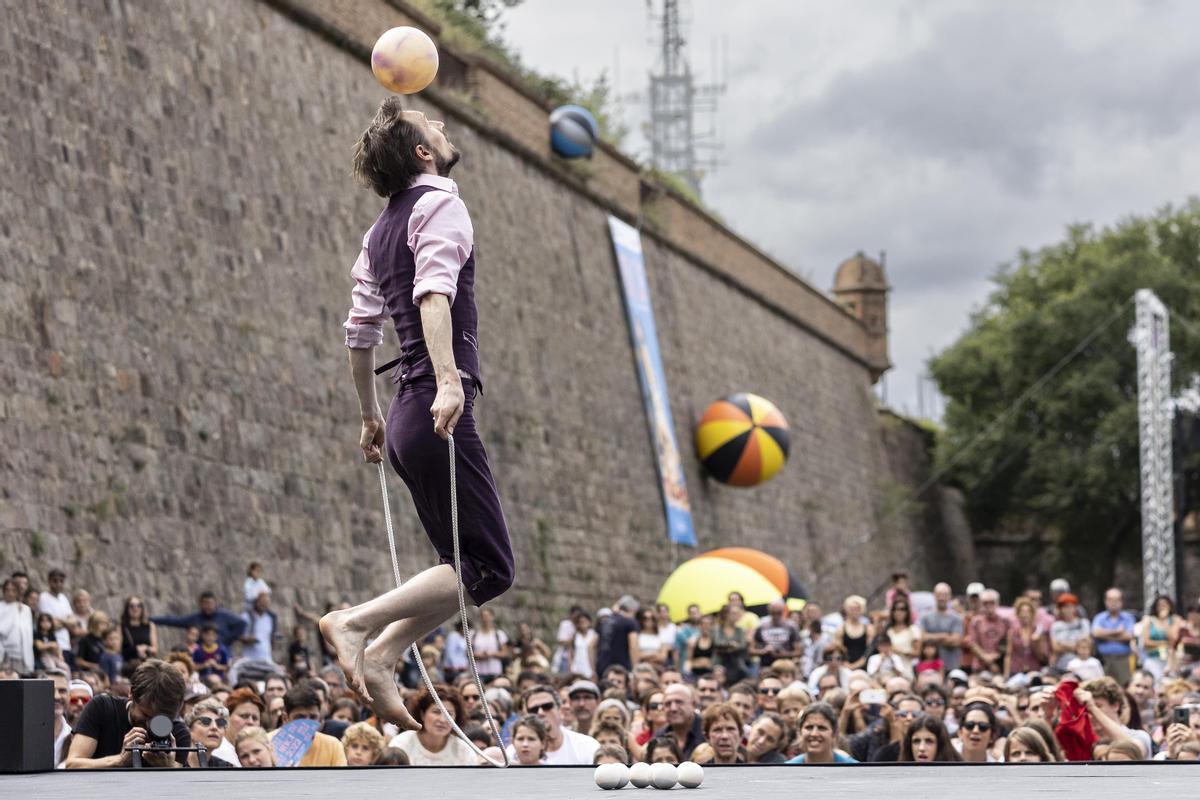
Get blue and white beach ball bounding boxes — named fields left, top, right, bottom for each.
left=549, top=104, right=599, bottom=159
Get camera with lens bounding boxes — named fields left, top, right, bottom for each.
left=145, top=715, right=174, bottom=750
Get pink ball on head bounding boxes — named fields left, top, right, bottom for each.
left=371, top=26, right=439, bottom=94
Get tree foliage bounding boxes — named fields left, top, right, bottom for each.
left=929, top=200, right=1200, bottom=602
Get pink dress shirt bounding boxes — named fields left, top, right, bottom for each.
left=343, top=174, right=474, bottom=349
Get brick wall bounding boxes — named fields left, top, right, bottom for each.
left=0, top=0, right=958, bottom=638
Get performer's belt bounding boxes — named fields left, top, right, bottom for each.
left=375, top=356, right=479, bottom=392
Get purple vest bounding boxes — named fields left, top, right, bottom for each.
left=369, top=184, right=481, bottom=388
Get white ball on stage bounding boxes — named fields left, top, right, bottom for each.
left=594, top=763, right=621, bottom=790
left=629, top=762, right=653, bottom=788
left=613, top=762, right=630, bottom=788
left=677, top=761, right=704, bottom=789
left=651, top=762, right=678, bottom=789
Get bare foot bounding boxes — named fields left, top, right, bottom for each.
left=319, top=608, right=371, bottom=701
left=363, top=650, right=421, bottom=731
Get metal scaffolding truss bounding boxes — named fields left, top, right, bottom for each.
left=1133, top=289, right=1175, bottom=603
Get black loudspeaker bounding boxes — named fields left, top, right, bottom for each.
left=0, top=679, right=53, bottom=773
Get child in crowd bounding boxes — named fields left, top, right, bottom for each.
left=244, top=562, right=271, bottom=613
left=915, top=641, right=945, bottom=678
left=184, top=625, right=201, bottom=651
left=33, top=612, right=68, bottom=671
left=288, top=624, right=311, bottom=678
left=99, top=626, right=124, bottom=683
left=192, top=624, right=230, bottom=680
left=1065, top=637, right=1103, bottom=681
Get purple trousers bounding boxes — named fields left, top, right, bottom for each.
left=385, top=376, right=515, bottom=606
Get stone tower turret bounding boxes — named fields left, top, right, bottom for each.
left=833, top=251, right=891, bottom=382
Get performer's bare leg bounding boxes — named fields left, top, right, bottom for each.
left=320, top=564, right=459, bottom=700
left=360, top=604, right=457, bottom=730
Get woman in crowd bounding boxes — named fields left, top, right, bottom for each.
left=786, top=702, right=857, bottom=764
left=511, top=622, right=552, bottom=674
left=714, top=605, right=749, bottom=684
left=235, top=726, right=276, bottom=767
left=1172, top=604, right=1200, bottom=675
left=342, top=721, right=386, bottom=766
left=1021, top=717, right=1066, bottom=762
left=635, top=608, right=669, bottom=666
left=956, top=701, right=998, bottom=762
left=388, top=684, right=476, bottom=765
left=223, top=687, right=265, bottom=764
left=684, top=614, right=715, bottom=678
left=634, top=689, right=667, bottom=755
left=330, top=697, right=362, bottom=725
left=119, top=595, right=158, bottom=666
left=186, top=698, right=234, bottom=767
left=568, top=611, right=597, bottom=678
left=645, top=735, right=683, bottom=765
left=471, top=608, right=509, bottom=684
left=884, top=599, right=921, bottom=674
left=833, top=596, right=874, bottom=671
left=1140, top=595, right=1180, bottom=680
left=511, top=714, right=549, bottom=765
left=1006, top=597, right=1046, bottom=677
left=1003, top=724, right=1058, bottom=762
left=900, top=715, right=961, bottom=763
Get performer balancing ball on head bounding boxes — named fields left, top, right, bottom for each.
left=321, top=97, right=515, bottom=729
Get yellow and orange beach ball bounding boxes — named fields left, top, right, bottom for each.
left=695, top=393, right=790, bottom=487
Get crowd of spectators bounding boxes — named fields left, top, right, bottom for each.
left=3, top=564, right=1200, bottom=769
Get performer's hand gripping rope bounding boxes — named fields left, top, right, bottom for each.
left=377, top=434, right=510, bottom=767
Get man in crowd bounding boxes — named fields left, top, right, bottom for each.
left=727, top=683, right=757, bottom=729
left=153, top=591, right=248, bottom=649
left=36, top=569, right=75, bottom=666
left=751, top=599, right=801, bottom=669
left=47, top=669, right=72, bottom=766
left=919, top=582, right=964, bottom=673
left=66, top=659, right=191, bottom=768
left=674, top=604, right=702, bottom=668
left=701, top=702, right=744, bottom=764
left=567, top=679, right=600, bottom=735
left=657, top=683, right=705, bottom=760
left=755, top=673, right=784, bottom=716
left=695, top=674, right=723, bottom=711
left=966, top=589, right=1012, bottom=675
left=272, top=683, right=346, bottom=766
left=232, top=590, right=282, bottom=683
left=1092, top=588, right=1136, bottom=685
left=596, top=596, right=639, bottom=675
left=509, top=684, right=599, bottom=764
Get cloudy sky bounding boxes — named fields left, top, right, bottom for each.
left=500, top=0, right=1200, bottom=417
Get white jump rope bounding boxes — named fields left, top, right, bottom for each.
left=376, top=433, right=510, bottom=767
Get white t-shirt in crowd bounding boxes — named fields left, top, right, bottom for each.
left=1065, top=656, right=1104, bottom=681
left=571, top=629, right=597, bottom=677
left=37, top=592, right=73, bottom=652
left=506, top=727, right=599, bottom=765
left=472, top=628, right=508, bottom=676
left=213, top=737, right=241, bottom=767
left=243, top=577, right=271, bottom=609
left=389, top=730, right=478, bottom=766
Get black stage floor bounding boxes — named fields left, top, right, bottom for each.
left=3, top=763, right=1195, bottom=799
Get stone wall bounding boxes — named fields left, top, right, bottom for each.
left=0, top=0, right=958, bottom=637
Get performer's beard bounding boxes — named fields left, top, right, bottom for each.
left=436, top=147, right=461, bottom=177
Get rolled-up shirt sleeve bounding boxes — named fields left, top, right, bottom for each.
left=408, top=190, right=473, bottom=306
left=343, top=228, right=387, bottom=349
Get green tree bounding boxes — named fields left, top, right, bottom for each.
left=929, top=200, right=1200, bottom=604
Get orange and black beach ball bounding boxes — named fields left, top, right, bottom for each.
left=695, top=393, right=790, bottom=487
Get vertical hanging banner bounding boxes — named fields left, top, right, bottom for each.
left=607, top=215, right=697, bottom=546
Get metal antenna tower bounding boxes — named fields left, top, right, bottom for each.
left=1133, top=289, right=1175, bottom=603
left=646, top=0, right=724, bottom=197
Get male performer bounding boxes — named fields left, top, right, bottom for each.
left=321, top=98, right=514, bottom=729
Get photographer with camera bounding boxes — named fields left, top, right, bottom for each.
left=65, top=658, right=192, bottom=768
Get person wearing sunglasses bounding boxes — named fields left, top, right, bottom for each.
left=505, top=684, right=600, bottom=764
left=867, top=694, right=926, bottom=762
left=807, top=642, right=851, bottom=695
left=756, top=674, right=785, bottom=715
left=955, top=701, right=999, bottom=762
left=186, top=698, right=235, bottom=767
